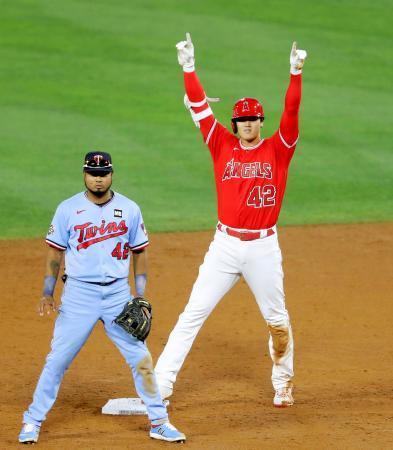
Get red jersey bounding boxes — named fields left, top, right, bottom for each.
left=184, top=71, right=302, bottom=230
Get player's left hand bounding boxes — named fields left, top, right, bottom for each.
left=38, top=295, right=58, bottom=316
left=176, top=32, right=195, bottom=70
left=290, top=41, right=307, bottom=75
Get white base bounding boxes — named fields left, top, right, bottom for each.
left=102, top=397, right=169, bottom=416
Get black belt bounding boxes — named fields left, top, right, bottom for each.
left=61, top=274, right=117, bottom=286
left=85, top=279, right=118, bottom=286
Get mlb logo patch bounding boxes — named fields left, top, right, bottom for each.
left=114, top=209, right=122, bottom=218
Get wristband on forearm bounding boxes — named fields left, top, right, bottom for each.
left=183, top=63, right=195, bottom=73
left=135, top=273, right=147, bottom=296
left=290, top=66, right=302, bottom=75
left=43, top=275, right=56, bottom=297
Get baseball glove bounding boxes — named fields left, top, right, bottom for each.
left=114, top=297, right=152, bottom=341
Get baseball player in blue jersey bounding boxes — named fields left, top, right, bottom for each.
left=19, top=151, right=186, bottom=444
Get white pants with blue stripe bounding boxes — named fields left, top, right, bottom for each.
left=23, top=277, right=167, bottom=426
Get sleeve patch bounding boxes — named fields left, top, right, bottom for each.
left=141, top=223, right=147, bottom=236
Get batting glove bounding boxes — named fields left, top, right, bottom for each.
left=176, top=32, right=195, bottom=72
left=290, top=41, right=307, bottom=75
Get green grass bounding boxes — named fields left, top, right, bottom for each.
left=1, top=0, right=392, bottom=238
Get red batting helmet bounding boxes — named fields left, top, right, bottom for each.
left=231, top=97, right=264, bottom=133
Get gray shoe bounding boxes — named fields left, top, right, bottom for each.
left=19, top=423, right=40, bottom=444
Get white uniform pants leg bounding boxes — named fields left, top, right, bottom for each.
left=155, top=234, right=240, bottom=389
left=241, top=232, right=294, bottom=390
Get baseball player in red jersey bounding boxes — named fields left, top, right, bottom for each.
left=154, top=33, right=307, bottom=407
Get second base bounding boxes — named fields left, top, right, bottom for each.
left=102, top=397, right=170, bottom=416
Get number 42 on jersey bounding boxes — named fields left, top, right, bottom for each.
left=247, top=185, right=276, bottom=208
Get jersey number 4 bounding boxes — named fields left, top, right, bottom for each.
left=247, top=185, right=276, bottom=208
left=111, top=242, right=130, bottom=260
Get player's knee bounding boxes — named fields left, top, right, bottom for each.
left=267, top=323, right=290, bottom=360
left=136, top=352, right=153, bottom=372
left=136, top=354, right=157, bottom=395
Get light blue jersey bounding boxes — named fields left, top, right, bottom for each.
left=46, top=191, right=148, bottom=283
left=22, top=189, right=168, bottom=428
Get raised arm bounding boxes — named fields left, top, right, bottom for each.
left=176, top=33, right=217, bottom=140
left=278, top=42, right=307, bottom=148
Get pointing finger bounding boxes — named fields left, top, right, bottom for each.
left=291, top=41, right=297, bottom=56
left=186, top=32, right=192, bottom=44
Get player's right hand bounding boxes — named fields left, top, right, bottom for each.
left=176, top=32, right=195, bottom=69
left=38, top=295, right=58, bottom=316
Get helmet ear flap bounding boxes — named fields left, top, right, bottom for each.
left=231, top=120, right=238, bottom=134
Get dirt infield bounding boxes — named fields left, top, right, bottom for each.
left=1, top=223, right=392, bottom=449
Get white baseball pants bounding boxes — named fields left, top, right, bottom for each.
left=155, top=227, right=294, bottom=392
